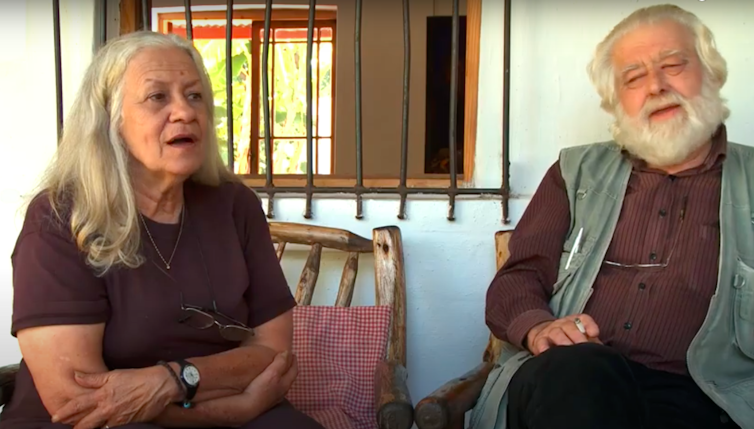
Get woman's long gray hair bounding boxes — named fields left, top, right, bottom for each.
left=33, top=31, right=235, bottom=275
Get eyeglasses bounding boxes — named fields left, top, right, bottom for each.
left=154, top=263, right=256, bottom=342
left=602, top=195, right=687, bottom=269
left=148, top=210, right=254, bottom=342
left=178, top=298, right=254, bottom=342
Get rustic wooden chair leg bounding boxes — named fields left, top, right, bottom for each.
left=375, top=360, right=413, bottom=429
left=377, top=401, right=414, bottom=429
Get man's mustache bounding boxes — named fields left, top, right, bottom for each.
left=640, top=92, right=688, bottom=120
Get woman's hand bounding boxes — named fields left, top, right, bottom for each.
left=152, top=351, right=299, bottom=428
left=52, top=365, right=181, bottom=429
left=243, top=350, right=298, bottom=407
left=216, top=350, right=299, bottom=426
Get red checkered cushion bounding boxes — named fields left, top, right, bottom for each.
left=287, top=305, right=392, bottom=429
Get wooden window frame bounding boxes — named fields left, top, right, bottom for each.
left=249, top=19, right=337, bottom=176
left=157, top=10, right=337, bottom=176
left=123, top=1, right=483, bottom=190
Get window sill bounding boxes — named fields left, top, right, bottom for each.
left=240, top=175, right=467, bottom=189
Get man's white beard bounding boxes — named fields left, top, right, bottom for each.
left=611, top=81, right=727, bottom=168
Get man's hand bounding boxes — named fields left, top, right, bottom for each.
left=51, top=366, right=181, bottom=429
left=525, top=314, right=602, bottom=356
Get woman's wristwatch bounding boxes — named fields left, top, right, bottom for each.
left=158, top=359, right=201, bottom=408
left=175, top=359, right=201, bottom=407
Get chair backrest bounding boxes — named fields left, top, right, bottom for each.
left=268, top=222, right=407, bottom=366
left=482, top=230, right=513, bottom=363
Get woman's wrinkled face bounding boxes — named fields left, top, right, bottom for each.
left=120, top=46, right=208, bottom=185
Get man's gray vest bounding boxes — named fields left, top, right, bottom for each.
left=470, top=140, right=754, bottom=429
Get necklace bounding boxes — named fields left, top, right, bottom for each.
left=139, top=207, right=185, bottom=270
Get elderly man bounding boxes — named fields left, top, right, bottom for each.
left=471, top=4, right=750, bottom=429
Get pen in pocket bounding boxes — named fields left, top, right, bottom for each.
left=564, top=227, right=584, bottom=270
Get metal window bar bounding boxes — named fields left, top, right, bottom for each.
left=398, top=0, right=410, bottom=220
left=354, top=0, right=364, bottom=219
left=502, top=0, right=512, bottom=224
left=225, top=0, right=234, bottom=173
left=50, top=0, right=512, bottom=224
left=141, top=0, right=150, bottom=30
left=53, top=0, right=63, bottom=141
left=99, top=0, right=107, bottom=47
left=183, top=0, right=193, bottom=40
left=305, top=0, right=317, bottom=219
left=447, top=0, right=460, bottom=221
left=262, top=0, right=275, bottom=217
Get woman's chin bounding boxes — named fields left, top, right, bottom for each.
left=168, top=160, right=205, bottom=178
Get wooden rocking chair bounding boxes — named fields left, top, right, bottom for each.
left=0, top=223, right=413, bottom=429
left=413, top=230, right=513, bottom=429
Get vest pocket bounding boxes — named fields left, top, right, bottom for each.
left=554, top=252, right=575, bottom=294
left=554, top=234, right=595, bottom=294
left=733, top=259, right=754, bottom=358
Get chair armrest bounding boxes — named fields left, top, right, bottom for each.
left=414, top=362, right=494, bottom=429
left=374, top=360, right=413, bottom=429
left=0, top=364, right=20, bottom=406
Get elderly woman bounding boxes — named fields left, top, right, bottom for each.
left=0, top=31, right=324, bottom=429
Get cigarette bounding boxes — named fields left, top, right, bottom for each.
left=574, top=318, right=587, bottom=334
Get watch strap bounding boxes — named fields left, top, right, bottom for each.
left=157, top=360, right=186, bottom=401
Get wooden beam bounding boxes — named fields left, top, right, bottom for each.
left=268, top=222, right=374, bottom=253
left=462, top=0, right=483, bottom=183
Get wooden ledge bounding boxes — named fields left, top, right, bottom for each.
left=241, top=176, right=466, bottom=189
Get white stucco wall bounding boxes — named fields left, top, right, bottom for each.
left=0, top=0, right=752, bottom=419
left=0, top=0, right=97, bottom=366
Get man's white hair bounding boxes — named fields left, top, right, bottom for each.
left=587, top=4, right=728, bottom=114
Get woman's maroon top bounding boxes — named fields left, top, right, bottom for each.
left=0, top=180, right=296, bottom=429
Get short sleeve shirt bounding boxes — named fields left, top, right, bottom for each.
left=0, top=180, right=296, bottom=428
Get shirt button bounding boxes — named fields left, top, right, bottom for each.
left=659, top=209, right=667, bottom=217
left=624, top=322, right=632, bottom=330
left=639, top=283, right=646, bottom=290
left=649, top=252, right=657, bottom=261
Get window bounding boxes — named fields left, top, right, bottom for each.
left=141, top=1, right=495, bottom=195
left=425, top=16, right=467, bottom=175
left=119, top=0, right=509, bottom=221
left=250, top=21, right=335, bottom=176
left=151, top=2, right=484, bottom=186
left=157, top=9, right=336, bottom=175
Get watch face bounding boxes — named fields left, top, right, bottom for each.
left=183, top=365, right=200, bottom=385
